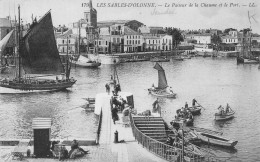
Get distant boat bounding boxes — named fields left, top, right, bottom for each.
left=194, top=131, right=238, bottom=148
left=187, top=106, right=202, bottom=115
left=215, top=110, right=235, bottom=121
left=148, top=62, right=176, bottom=98
left=170, top=116, right=194, bottom=127
left=70, top=54, right=101, bottom=68
left=0, top=9, right=76, bottom=93
left=237, top=12, right=259, bottom=64
left=194, top=44, right=214, bottom=57
left=69, top=21, right=101, bottom=68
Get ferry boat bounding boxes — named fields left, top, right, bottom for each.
left=194, top=44, right=214, bottom=57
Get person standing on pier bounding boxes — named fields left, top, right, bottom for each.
left=152, top=98, right=159, bottom=109
left=111, top=105, right=119, bottom=124
left=105, top=83, right=110, bottom=94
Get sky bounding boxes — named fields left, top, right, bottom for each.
left=0, top=0, right=260, bottom=33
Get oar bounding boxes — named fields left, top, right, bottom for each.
left=196, top=102, right=205, bottom=110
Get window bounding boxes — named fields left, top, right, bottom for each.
left=149, top=40, right=150, bottom=44
left=68, top=40, right=70, bottom=44
left=106, top=41, right=108, bottom=45
left=153, top=40, right=154, bottom=44
left=99, top=41, right=101, bottom=45
left=132, top=40, right=134, bottom=44
left=135, top=40, right=137, bottom=44
left=117, top=38, right=120, bottom=43
left=138, top=40, right=140, bottom=44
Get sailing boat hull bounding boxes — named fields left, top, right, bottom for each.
left=237, top=57, right=259, bottom=64
left=99, top=54, right=120, bottom=65
left=195, top=132, right=238, bottom=147
left=70, top=55, right=101, bottom=67
left=70, top=60, right=101, bottom=67
left=148, top=89, right=176, bottom=98
left=0, top=80, right=76, bottom=94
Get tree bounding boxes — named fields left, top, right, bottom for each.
left=165, top=27, right=184, bottom=49
left=211, top=34, right=222, bottom=50
left=223, top=28, right=236, bottom=34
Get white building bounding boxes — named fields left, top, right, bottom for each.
left=56, top=30, right=77, bottom=54
left=221, top=35, right=238, bottom=44
left=143, top=35, right=160, bottom=51
left=123, top=26, right=143, bottom=52
left=160, top=35, right=172, bottom=51
left=186, top=34, right=211, bottom=44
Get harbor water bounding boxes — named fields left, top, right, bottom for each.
left=0, top=57, right=260, bottom=161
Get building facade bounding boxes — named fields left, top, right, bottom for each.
left=186, top=34, right=211, bottom=44
left=143, top=35, right=160, bottom=51
left=123, top=26, right=143, bottom=52
left=160, top=35, right=172, bottom=51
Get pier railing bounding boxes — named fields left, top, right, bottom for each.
left=96, top=109, right=103, bottom=144
left=129, top=113, right=224, bottom=162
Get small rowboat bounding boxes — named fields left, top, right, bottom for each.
left=170, top=116, right=194, bottom=127
left=187, top=106, right=202, bottom=115
left=195, top=131, right=238, bottom=148
left=215, top=111, right=235, bottom=121
left=148, top=89, right=177, bottom=98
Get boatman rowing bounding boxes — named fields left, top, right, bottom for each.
left=192, top=98, right=197, bottom=107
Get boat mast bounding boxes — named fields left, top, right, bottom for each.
left=78, top=20, right=80, bottom=55
left=249, top=26, right=252, bottom=59
left=66, top=36, right=69, bottom=80
left=18, top=5, right=21, bottom=81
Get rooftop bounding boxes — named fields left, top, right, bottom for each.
left=124, top=26, right=141, bottom=35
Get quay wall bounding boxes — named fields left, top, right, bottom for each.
left=0, top=138, right=97, bottom=146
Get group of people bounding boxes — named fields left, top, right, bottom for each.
left=165, top=134, right=183, bottom=147
left=105, top=77, right=121, bottom=96
left=111, top=96, right=130, bottom=124
left=48, top=139, right=88, bottom=160
left=176, top=107, right=193, bottom=120
left=218, top=103, right=231, bottom=115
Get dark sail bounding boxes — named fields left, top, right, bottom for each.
left=153, top=62, right=168, bottom=89
left=20, top=11, right=64, bottom=74
left=0, top=30, right=14, bottom=65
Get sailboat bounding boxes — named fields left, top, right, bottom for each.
left=69, top=21, right=101, bottom=68
left=237, top=12, right=259, bottom=64
left=148, top=62, right=176, bottom=98
left=0, top=8, right=76, bottom=93
left=0, top=29, right=15, bottom=73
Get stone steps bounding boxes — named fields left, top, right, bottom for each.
left=133, top=116, right=167, bottom=142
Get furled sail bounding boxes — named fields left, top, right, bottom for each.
left=0, top=30, right=14, bottom=65
left=20, top=11, right=64, bottom=74
left=153, top=62, right=168, bottom=89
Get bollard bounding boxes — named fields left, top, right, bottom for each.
left=114, top=130, right=118, bottom=143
